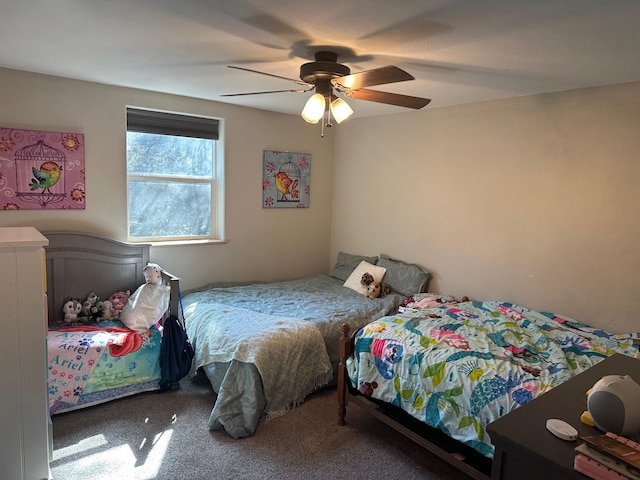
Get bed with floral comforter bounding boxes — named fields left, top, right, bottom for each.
left=345, top=300, right=640, bottom=457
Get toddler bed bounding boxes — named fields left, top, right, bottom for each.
left=181, top=252, right=431, bottom=438
left=44, top=231, right=180, bottom=414
left=338, top=297, right=640, bottom=479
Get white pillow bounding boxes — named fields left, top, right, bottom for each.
left=343, top=260, right=387, bottom=296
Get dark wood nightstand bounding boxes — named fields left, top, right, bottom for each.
left=486, top=353, right=640, bottom=480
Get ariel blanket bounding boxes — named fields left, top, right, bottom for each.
left=347, top=300, right=640, bottom=457
left=47, top=325, right=144, bottom=411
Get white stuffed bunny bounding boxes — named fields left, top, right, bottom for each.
left=119, top=263, right=170, bottom=335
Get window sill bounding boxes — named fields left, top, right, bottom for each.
left=147, top=239, right=229, bottom=247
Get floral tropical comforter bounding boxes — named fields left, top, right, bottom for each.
left=346, top=300, right=640, bottom=457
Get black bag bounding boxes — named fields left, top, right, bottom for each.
left=158, top=310, right=194, bottom=391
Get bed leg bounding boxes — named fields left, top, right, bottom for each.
left=337, top=322, right=351, bottom=426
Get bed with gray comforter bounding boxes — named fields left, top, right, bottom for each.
left=181, top=274, right=405, bottom=438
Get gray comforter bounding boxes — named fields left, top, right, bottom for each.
left=182, top=274, right=403, bottom=438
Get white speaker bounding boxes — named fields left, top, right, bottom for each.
left=587, top=374, right=640, bottom=437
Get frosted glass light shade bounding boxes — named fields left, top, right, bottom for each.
left=301, top=93, right=326, bottom=124
left=330, top=98, right=353, bottom=124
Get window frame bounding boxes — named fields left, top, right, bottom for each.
left=125, top=107, right=225, bottom=244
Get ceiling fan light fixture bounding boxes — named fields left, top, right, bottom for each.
left=301, top=93, right=326, bottom=124
left=225, top=50, right=430, bottom=132
left=330, top=97, right=353, bottom=124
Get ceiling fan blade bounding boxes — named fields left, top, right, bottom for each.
left=333, top=65, right=414, bottom=89
left=346, top=88, right=431, bottom=109
left=221, top=87, right=312, bottom=97
left=228, top=65, right=310, bottom=86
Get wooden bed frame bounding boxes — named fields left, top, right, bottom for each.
left=337, top=323, right=492, bottom=480
left=43, top=231, right=180, bottom=323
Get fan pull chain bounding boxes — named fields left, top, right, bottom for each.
left=322, top=102, right=333, bottom=137
left=321, top=108, right=328, bottom=137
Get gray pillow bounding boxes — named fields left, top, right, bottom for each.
left=330, top=252, right=378, bottom=282
left=377, top=254, right=431, bottom=296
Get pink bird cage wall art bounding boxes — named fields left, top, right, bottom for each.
left=262, top=150, right=310, bottom=208
left=0, top=128, right=85, bottom=210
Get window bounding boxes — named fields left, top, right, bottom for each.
left=126, top=108, right=223, bottom=242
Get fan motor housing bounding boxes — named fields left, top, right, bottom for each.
left=299, top=61, right=351, bottom=82
left=299, top=51, right=350, bottom=84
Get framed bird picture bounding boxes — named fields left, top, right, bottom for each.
left=0, top=128, right=85, bottom=210
left=262, top=150, right=310, bottom=208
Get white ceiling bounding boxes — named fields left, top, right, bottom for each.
left=2, top=0, right=640, bottom=118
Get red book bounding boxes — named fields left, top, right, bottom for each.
left=574, top=453, right=630, bottom=480
left=576, top=443, right=640, bottom=479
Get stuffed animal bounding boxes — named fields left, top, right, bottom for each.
left=143, top=262, right=163, bottom=285
left=581, top=375, right=640, bottom=438
left=360, top=272, right=392, bottom=299
left=62, top=298, right=83, bottom=323
left=100, top=299, right=115, bottom=321
left=119, top=263, right=170, bottom=335
left=81, top=291, right=100, bottom=317
left=90, top=300, right=104, bottom=322
left=365, top=282, right=382, bottom=299
left=361, top=272, right=375, bottom=286
left=366, top=282, right=392, bottom=299
left=107, top=290, right=131, bottom=318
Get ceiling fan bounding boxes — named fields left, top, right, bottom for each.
left=221, top=50, right=431, bottom=128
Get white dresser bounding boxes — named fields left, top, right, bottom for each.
left=0, top=227, right=51, bottom=480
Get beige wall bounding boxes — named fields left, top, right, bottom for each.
left=0, top=68, right=335, bottom=290
left=3, top=67, right=638, bottom=333
left=332, top=81, right=640, bottom=333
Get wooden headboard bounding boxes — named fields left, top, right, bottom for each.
left=43, top=231, right=179, bottom=324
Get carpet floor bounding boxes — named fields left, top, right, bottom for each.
left=50, top=373, right=477, bottom=480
